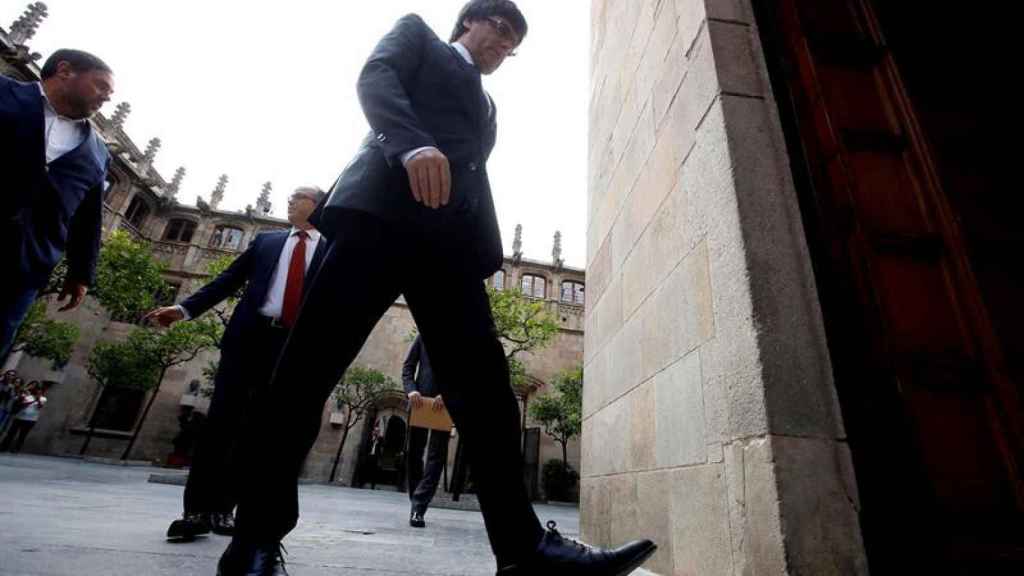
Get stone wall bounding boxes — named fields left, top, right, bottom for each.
left=585, top=1, right=868, bottom=574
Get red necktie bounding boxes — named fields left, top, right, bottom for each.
left=281, top=230, right=309, bottom=327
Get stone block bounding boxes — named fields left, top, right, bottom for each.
left=771, top=435, right=870, bottom=575
left=629, top=377, right=657, bottom=471
left=718, top=93, right=842, bottom=439
left=608, top=473, right=641, bottom=545
left=675, top=0, right=709, bottom=57
left=608, top=314, right=644, bottom=403
left=637, top=470, right=675, bottom=573
left=655, top=350, right=706, bottom=468
left=707, top=20, right=763, bottom=98
left=670, top=463, right=733, bottom=575
left=723, top=437, right=788, bottom=575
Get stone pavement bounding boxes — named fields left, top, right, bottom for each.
left=0, top=454, right=579, bottom=576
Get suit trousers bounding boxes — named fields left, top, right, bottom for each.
left=407, top=427, right=450, bottom=515
left=233, top=209, right=543, bottom=565
left=183, top=319, right=288, bottom=514
left=0, top=283, right=38, bottom=359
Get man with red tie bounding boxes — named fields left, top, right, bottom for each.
left=144, top=187, right=327, bottom=542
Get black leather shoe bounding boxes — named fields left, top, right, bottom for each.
left=216, top=539, right=288, bottom=576
left=496, top=521, right=656, bottom=576
left=210, top=512, right=236, bottom=536
left=166, top=513, right=211, bottom=542
left=410, top=511, right=426, bottom=528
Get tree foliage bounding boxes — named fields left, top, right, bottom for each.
left=529, top=366, right=583, bottom=467
left=10, top=301, right=79, bottom=369
left=329, top=366, right=398, bottom=482
left=91, top=230, right=169, bottom=323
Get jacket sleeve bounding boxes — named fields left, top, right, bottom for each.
left=178, top=236, right=258, bottom=319
left=357, top=13, right=437, bottom=166
left=64, top=170, right=105, bottom=286
left=401, top=336, right=422, bottom=394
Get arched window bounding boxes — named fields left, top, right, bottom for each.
left=520, top=274, right=547, bottom=299
left=561, top=281, right=585, bottom=305
left=210, top=225, right=244, bottom=250
left=123, top=195, right=150, bottom=230
left=163, top=219, right=197, bottom=243
left=492, top=270, right=506, bottom=291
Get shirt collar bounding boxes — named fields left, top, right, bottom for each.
left=452, top=42, right=475, bottom=67
left=36, top=83, right=88, bottom=126
left=291, top=226, right=321, bottom=243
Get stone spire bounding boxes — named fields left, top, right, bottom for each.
left=139, top=137, right=161, bottom=174
left=8, top=2, right=48, bottom=45
left=256, top=181, right=273, bottom=215
left=512, top=224, right=523, bottom=262
left=165, top=166, right=185, bottom=200
left=552, top=230, right=564, bottom=268
left=109, top=102, right=131, bottom=130
left=209, top=174, right=228, bottom=210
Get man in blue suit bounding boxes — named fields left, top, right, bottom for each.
left=1, top=49, right=114, bottom=357
left=144, top=187, right=327, bottom=542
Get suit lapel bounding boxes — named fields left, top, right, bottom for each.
left=305, top=238, right=328, bottom=296
left=445, top=43, right=488, bottom=139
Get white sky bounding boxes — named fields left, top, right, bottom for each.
left=9, top=0, right=590, bottom=267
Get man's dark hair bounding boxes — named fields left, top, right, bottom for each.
left=450, top=0, right=528, bottom=43
left=40, top=49, right=112, bottom=80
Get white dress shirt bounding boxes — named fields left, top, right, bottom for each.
left=259, top=227, right=321, bottom=319
left=177, top=228, right=321, bottom=321
left=399, top=41, right=492, bottom=166
left=38, top=83, right=88, bottom=164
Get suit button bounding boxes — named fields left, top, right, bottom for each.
left=468, top=162, right=478, bottom=172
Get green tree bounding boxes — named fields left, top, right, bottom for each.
left=329, top=366, right=398, bottom=483
left=487, top=286, right=559, bottom=391
left=529, top=366, right=583, bottom=469
left=118, top=317, right=222, bottom=460
left=82, top=337, right=162, bottom=455
left=8, top=301, right=79, bottom=370
left=91, top=230, right=169, bottom=323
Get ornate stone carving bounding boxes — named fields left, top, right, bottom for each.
left=8, top=2, right=48, bottom=46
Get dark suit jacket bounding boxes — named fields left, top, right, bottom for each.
left=180, top=230, right=326, bottom=353
left=401, top=335, right=438, bottom=397
left=311, top=14, right=502, bottom=279
left=1, top=75, right=109, bottom=290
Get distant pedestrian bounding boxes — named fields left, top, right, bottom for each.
left=1, top=380, right=48, bottom=453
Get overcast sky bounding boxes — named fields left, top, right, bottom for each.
left=8, top=0, right=589, bottom=267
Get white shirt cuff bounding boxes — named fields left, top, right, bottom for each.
left=175, top=304, right=192, bottom=321
left=400, top=146, right=438, bottom=166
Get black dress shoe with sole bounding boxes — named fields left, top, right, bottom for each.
left=410, top=511, right=426, bottom=528
left=496, top=521, right=657, bottom=576
left=166, top=513, right=211, bottom=542
left=217, top=539, right=288, bottom=576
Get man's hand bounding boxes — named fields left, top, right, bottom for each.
left=57, top=279, right=88, bottom=312
left=143, top=306, right=186, bottom=327
left=431, top=395, right=445, bottom=413
left=405, top=148, right=451, bottom=209
left=408, top=391, right=424, bottom=409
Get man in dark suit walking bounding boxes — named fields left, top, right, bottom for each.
left=401, top=334, right=450, bottom=529
left=1, top=49, right=114, bottom=358
left=218, top=2, right=655, bottom=575
left=144, top=187, right=327, bottom=542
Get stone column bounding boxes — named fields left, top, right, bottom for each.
left=585, top=1, right=868, bottom=574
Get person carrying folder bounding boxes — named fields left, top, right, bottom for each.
left=401, top=334, right=450, bottom=528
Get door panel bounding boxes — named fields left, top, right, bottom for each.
left=755, top=0, right=1024, bottom=571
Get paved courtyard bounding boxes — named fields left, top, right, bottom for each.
left=0, top=454, right=579, bottom=576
